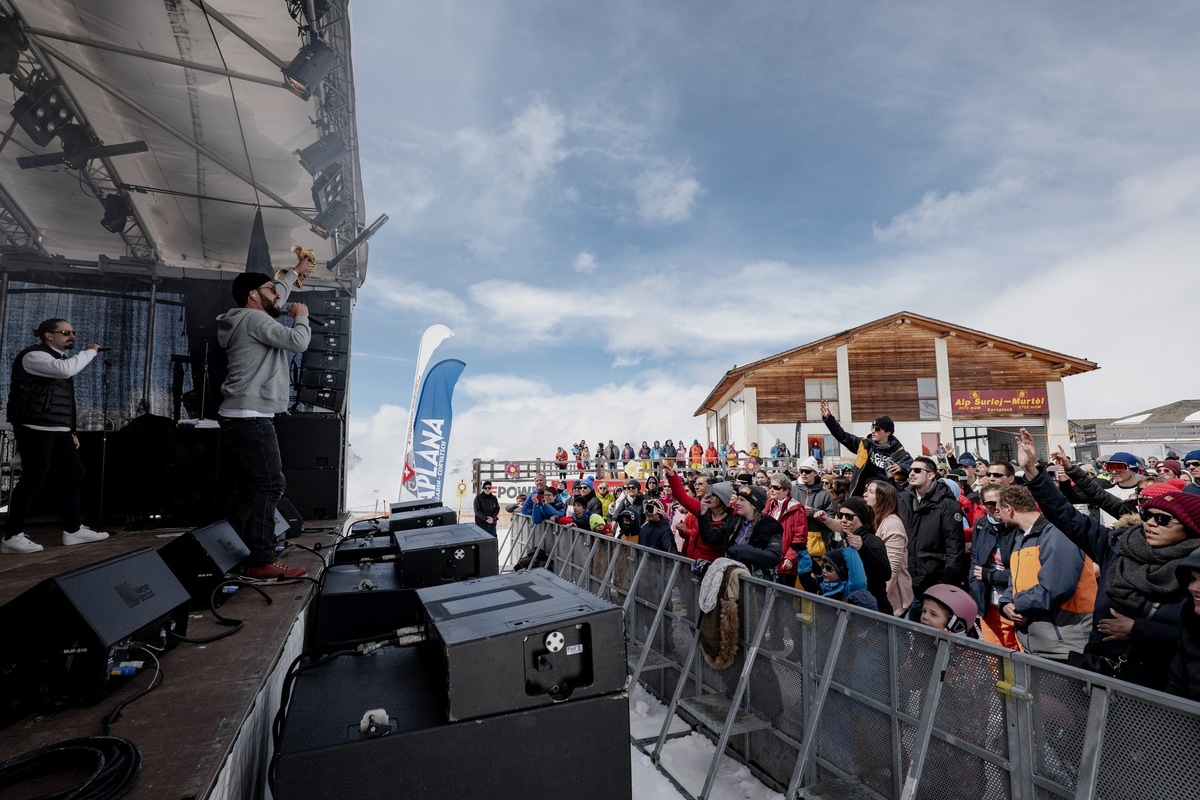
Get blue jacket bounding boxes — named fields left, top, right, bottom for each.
left=968, top=515, right=1015, bottom=615
left=639, top=519, right=677, bottom=554
left=1027, top=471, right=1190, bottom=689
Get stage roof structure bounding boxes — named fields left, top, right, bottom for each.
left=0, top=0, right=367, bottom=292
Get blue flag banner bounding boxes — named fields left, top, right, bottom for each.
left=411, top=358, right=466, bottom=500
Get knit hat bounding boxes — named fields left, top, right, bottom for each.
left=1184, top=449, right=1200, bottom=463
left=797, top=456, right=821, bottom=472
left=708, top=482, right=735, bottom=507
left=1141, top=480, right=1190, bottom=501
left=872, top=416, right=895, bottom=434
left=232, top=271, right=274, bottom=304
left=839, top=497, right=874, bottom=528
left=1158, top=459, right=1184, bottom=478
left=588, top=514, right=607, bottom=532
left=578, top=475, right=595, bottom=489
left=1142, top=491, right=1200, bottom=538
left=821, top=549, right=848, bottom=579
left=735, top=484, right=768, bottom=512
left=957, top=452, right=977, bottom=468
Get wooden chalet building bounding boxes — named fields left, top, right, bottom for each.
left=695, top=311, right=1098, bottom=467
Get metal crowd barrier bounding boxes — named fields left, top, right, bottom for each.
left=501, top=514, right=1200, bottom=800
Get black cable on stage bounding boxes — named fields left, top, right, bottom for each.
left=168, top=578, right=273, bottom=645
left=101, top=644, right=162, bottom=736
left=0, top=735, right=141, bottom=800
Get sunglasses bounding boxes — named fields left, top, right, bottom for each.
left=872, top=426, right=886, bottom=433
left=834, top=511, right=857, bottom=521
left=54, top=330, right=77, bottom=336
left=908, top=467, right=929, bottom=475
left=982, top=501, right=999, bottom=509
left=1186, top=461, right=1200, bottom=468
left=1140, top=509, right=1178, bottom=527
left=986, top=471, right=1007, bottom=479
left=769, top=484, right=785, bottom=490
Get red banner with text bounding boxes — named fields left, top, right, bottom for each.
left=950, top=388, right=1047, bottom=416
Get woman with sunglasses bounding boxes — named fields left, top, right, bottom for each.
left=1018, top=429, right=1200, bottom=688
left=765, top=473, right=817, bottom=593
left=1050, top=444, right=1161, bottom=523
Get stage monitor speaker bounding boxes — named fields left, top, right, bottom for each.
left=308, top=563, right=416, bottom=648
left=272, top=645, right=630, bottom=800
left=282, top=468, right=341, bottom=519
left=278, top=496, right=305, bottom=537
left=296, top=387, right=344, bottom=413
left=312, top=331, right=347, bottom=354
left=0, top=548, right=191, bottom=717
left=389, top=499, right=441, bottom=515
left=394, top=523, right=498, bottom=587
left=301, top=349, right=348, bottom=372
left=331, top=534, right=396, bottom=565
left=158, top=520, right=250, bottom=607
left=274, top=413, right=343, bottom=469
left=305, top=294, right=351, bottom=319
left=298, top=367, right=346, bottom=391
left=387, top=506, right=457, bottom=533
left=417, top=570, right=626, bottom=722
left=346, top=517, right=387, bottom=538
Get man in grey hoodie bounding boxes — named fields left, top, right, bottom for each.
left=217, top=266, right=311, bottom=579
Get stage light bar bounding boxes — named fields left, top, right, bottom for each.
left=297, top=133, right=346, bottom=175
left=283, top=38, right=337, bottom=101
left=10, top=81, right=72, bottom=147
left=311, top=163, right=344, bottom=213
left=310, top=200, right=350, bottom=238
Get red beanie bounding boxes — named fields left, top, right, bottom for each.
left=1140, top=481, right=1185, bottom=501
left=1143, top=491, right=1200, bottom=538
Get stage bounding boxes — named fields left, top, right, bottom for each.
left=0, top=517, right=340, bottom=800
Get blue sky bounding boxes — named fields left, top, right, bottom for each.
left=342, top=2, right=1200, bottom=509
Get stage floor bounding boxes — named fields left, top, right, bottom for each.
left=0, top=518, right=342, bottom=800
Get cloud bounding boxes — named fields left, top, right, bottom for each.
left=873, top=177, right=1024, bottom=242
left=572, top=251, right=597, bottom=273
left=363, top=274, right=469, bottom=319
left=634, top=162, right=702, bottom=223
left=612, top=354, right=642, bottom=368
left=460, top=374, right=552, bottom=399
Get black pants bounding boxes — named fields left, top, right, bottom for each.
left=6, top=426, right=84, bottom=537
left=220, top=417, right=285, bottom=567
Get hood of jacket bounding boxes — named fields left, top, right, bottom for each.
left=216, top=306, right=254, bottom=347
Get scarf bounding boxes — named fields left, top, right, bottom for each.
left=820, top=579, right=846, bottom=598
left=1105, top=525, right=1200, bottom=614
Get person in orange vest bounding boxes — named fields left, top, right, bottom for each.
left=689, top=439, right=704, bottom=469
left=995, top=485, right=1096, bottom=660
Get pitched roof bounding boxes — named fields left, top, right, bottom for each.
left=695, top=310, right=1097, bottom=416
left=1076, top=399, right=1200, bottom=427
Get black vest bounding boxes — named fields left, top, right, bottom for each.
left=7, top=343, right=77, bottom=429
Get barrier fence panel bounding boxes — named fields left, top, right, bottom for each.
left=502, top=515, right=1200, bottom=800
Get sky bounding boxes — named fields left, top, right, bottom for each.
left=342, top=2, right=1200, bottom=510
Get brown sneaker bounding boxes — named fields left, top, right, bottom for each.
left=246, top=562, right=307, bottom=579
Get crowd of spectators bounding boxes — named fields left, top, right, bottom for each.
left=519, top=408, right=1200, bottom=702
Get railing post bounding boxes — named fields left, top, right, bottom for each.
left=1072, top=686, right=1110, bottom=800
left=786, top=608, right=850, bottom=798
left=898, top=638, right=952, bottom=800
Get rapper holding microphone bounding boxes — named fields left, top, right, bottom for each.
left=217, top=252, right=313, bottom=579
left=2, top=319, right=109, bottom=554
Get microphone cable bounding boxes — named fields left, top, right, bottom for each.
left=0, top=735, right=141, bottom=800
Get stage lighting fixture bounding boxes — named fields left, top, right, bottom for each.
left=100, top=194, right=134, bottom=234
left=296, top=133, right=346, bottom=175
left=282, top=38, right=337, bottom=100
left=10, top=81, right=72, bottom=147
left=56, top=123, right=95, bottom=170
left=0, top=14, right=28, bottom=75
left=310, top=200, right=349, bottom=238
left=310, top=163, right=344, bottom=212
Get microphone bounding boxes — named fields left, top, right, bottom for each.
left=96, top=347, right=113, bottom=352
left=306, top=315, right=329, bottom=328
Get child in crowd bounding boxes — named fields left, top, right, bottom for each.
left=917, top=584, right=980, bottom=637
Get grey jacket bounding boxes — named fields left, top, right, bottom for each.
left=217, top=274, right=310, bottom=414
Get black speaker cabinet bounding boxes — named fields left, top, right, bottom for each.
left=308, top=563, right=417, bottom=648
left=304, top=294, right=351, bottom=319
left=296, top=387, right=344, bottom=413
left=277, top=496, right=305, bottom=538
left=346, top=517, right=388, bottom=538
left=331, top=534, right=396, bottom=566
left=313, top=331, right=347, bottom=354
left=298, top=367, right=346, bottom=391
left=387, top=505, right=457, bottom=533
left=389, top=499, right=441, bottom=515
left=0, top=549, right=191, bottom=717
left=394, top=524, right=498, bottom=587
left=165, top=424, right=225, bottom=523
left=158, top=520, right=250, bottom=607
left=301, top=349, right=348, bottom=372
left=416, top=570, right=626, bottom=722
left=282, top=468, right=341, bottom=519
left=274, top=413, right=343, bottom=469
left=273, top=645, right=630, bottom=800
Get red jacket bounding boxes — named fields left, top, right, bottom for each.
left=666, top=470, right=728, bottom=562
left=766, top=497, right=809, bottom=575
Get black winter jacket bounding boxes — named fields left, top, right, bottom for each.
left=726, top=514, right=783, bottom=573
left=900, top=479, right=968, bottom=593
left=821, top=414, right=913, bottom=496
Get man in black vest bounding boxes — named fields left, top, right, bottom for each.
left=3, top=318, right=107, bottom=554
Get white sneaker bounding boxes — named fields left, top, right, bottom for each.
left=63, top=526, right=109, bottom=545
left=1, top=533, right=43, bottom=554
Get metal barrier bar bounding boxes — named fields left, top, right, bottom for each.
left=786, top=608, right=849, bottom=799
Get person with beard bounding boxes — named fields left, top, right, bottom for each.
left=819, top=400, right=913, bottom=496
left=835, top=497, right=893, bottom=614
left=900, top=455, right=968, bottom=606
left=726, top=484, right=783, bottom=575
left=1018, top=428, right=1200, bottom=689
left=217, top=263, right=312, bottom=579
left=968, top=484, right=1020, bottom=650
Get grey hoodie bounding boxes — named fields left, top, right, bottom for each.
left=217, top=280, right=311, bottom=414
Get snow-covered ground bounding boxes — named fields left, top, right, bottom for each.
left=628, top=684, right=783, bottom=800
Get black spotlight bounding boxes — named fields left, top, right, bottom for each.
left=10, top=80, right=72, bottom=147
left=100, top=194, right=133, bottom=234
left=310, top=201, right=349, bottom=238
left=0, top=14, right=28, bottom=75
left=296, top=133, right=346, bottom=175
left=56, top=123, right=95, bottom=170
left=282, top=38, right=337, bottom=101
left=311, top=163, right=344, bottom=212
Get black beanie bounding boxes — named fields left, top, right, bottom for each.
left=232, top=272, right=274, bottom=306
left=840, top=497, right=875, bottom=528
left=872, top=416, right=895, bottom=434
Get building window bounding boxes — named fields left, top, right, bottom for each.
left=805, top=379, right=838, bottom=421
left=954, top=426, right=989, bottom=462
left=917, top=377, right=939, bottom=421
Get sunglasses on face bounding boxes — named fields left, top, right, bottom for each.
left=982, top=501, right=999, bottom=509
left=1140, top=509, right=1178, bottom=526
left=986, top=472, right=1007, bottom=479
left=1186, top=461, right=1200, bottom=468
left=834, top=511, right=857, bottom=521
left=908, top=467, right=929, bottom=475
left=769, top=484, right=784, bottom=490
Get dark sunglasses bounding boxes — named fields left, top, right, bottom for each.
left=982, top=500, right=999, bottom=509
left=872, top=426, right=885, bottom=432
left=1186, top=461, right=1200, bottom=468
left=769, top=484, right=785, bottom=490
left=834, top=511, right=857, bottom=521
left=1140, top=509, right=1178, bottom=527
left=986, top=471, right=1007, bottom=479
left=908, top=467, right=929, bottom=475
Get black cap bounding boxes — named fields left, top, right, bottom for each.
left=872, top=416, right=895, bottom=434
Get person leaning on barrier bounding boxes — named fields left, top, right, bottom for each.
left=1018, top=428, right=1200, bottom=689
left=473, top=480, right=500, bottom=536
left=765, top=472, right=817, bottom=593
left=725, top=484, right=783, bottom=576
left=664, top=465, right=735, bottom=563
left=639, top=499, right=676, bottom=553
